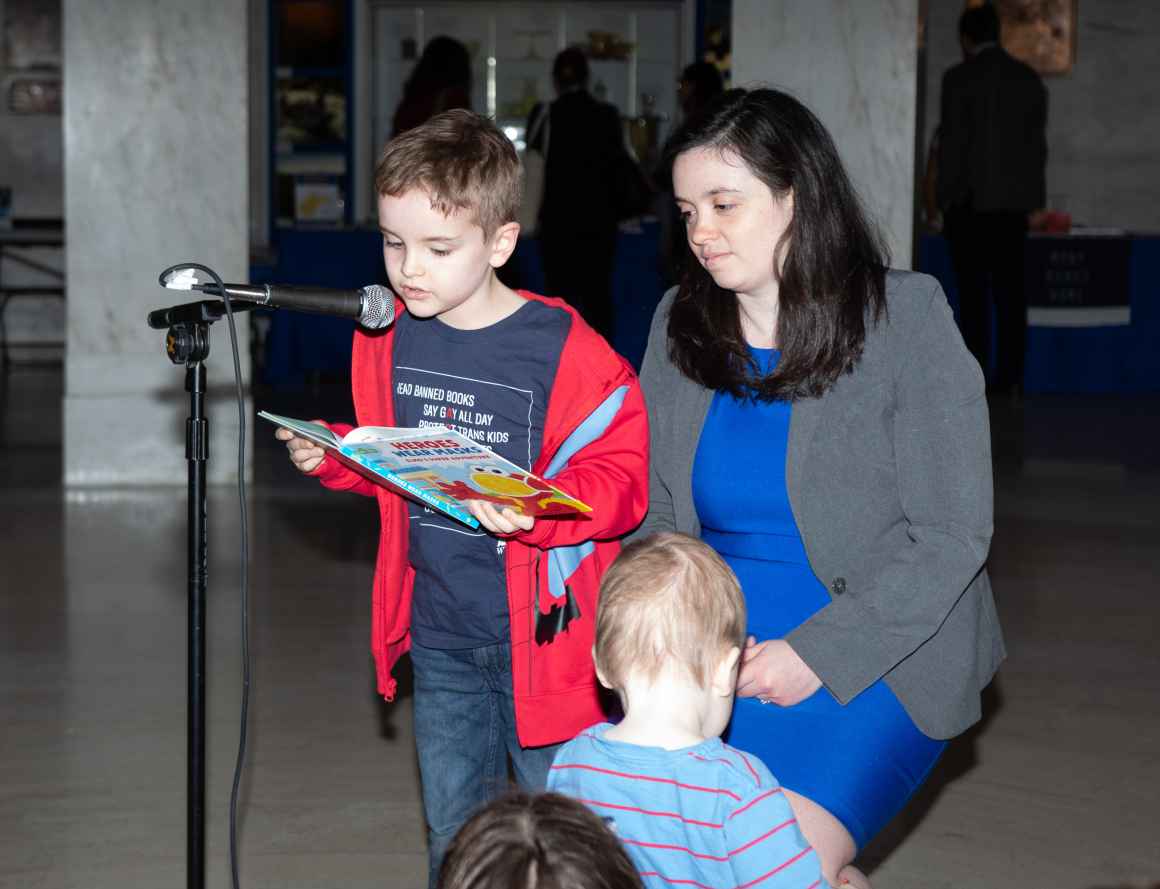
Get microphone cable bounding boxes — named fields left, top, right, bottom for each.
left=157, top=262, right=251, bottom=889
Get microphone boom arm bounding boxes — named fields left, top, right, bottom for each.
left=194, top=282, right=365, bottom=318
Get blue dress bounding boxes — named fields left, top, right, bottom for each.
left=692, top=346, right=946, bottom=850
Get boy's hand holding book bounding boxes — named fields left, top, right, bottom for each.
left=466, top=499, right=534, bottom=535
left=261, top=411, right=591, bottom=531
left=275, top=426, right=326, bottom=474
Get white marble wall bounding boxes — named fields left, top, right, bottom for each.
left=923, top=0, right=1160, bottom=232
left=731, top=0, right=919, bottom=268
left=63, top=0, right=250, bottom=485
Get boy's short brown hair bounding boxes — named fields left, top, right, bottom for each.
left=595, top=532, right=747, bottom=691
left=374, top=109, right=521, bottom=237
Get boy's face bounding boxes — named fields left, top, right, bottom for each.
left=377, top=188, right=518, bottom=329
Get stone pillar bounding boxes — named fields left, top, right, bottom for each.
left=732, top=0, right=919, bottom=268
left=63, top=0, right=249, bottom=484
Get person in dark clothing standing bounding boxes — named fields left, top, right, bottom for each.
left=526, top=48, right=626, bottom=341
left=677, top=61, right=725, bottom=119
left=938, top=4, right=1047, bottom=395
left=392, top=36, right=472, bottom=136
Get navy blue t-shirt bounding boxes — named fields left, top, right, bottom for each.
left=392, top=300, right=571, bottom=648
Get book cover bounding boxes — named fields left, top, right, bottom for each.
left=259, top=411, right=592, bottom=529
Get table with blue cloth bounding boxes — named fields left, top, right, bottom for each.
left=919, top=232, right=1160, bottom=393
left=250, top=228, right=389, bottom=386
left=253, top=223, right=669, bottom=384
left=255, top=228, right=1159, bottom=394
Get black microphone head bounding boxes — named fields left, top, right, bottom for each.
left=360, top=285, right=396, bottom=329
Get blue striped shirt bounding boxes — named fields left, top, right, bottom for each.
left=548, top=723, right=829, bottom=889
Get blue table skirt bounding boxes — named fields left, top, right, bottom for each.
left=919, top=233, right=1160, bottom=394
left=255, top=228, right=1158, bottom=393
left=256, top=225, right=668, bottom=385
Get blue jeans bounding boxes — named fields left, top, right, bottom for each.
left=409, top=640, right=561, bottom=888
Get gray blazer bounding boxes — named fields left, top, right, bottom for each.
left=633, top=271, right=1005, bottom=739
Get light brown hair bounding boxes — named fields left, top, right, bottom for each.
left=595, top=532, right=747, bottom=691
left=374, top=108, right=521, bottom=237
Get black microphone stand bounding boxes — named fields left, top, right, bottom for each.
left=147, top=296, right=255, bottom=889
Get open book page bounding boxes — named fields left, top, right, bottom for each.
left=259, top=412, right=420, bottom=448
left=258, top=412, right=341, bottom=449
left=258, top=411, right=592, bottom=529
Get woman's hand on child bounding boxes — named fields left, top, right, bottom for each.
left=275, top=427, right=326, bottom=473
left=736, top=636, right=822, bottom=706
left=467, top=500, right=535, bottom=535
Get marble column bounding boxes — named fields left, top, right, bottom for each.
left=63, top=0, right=250, bottom=484
left=731, top=0, right=919, bottom=268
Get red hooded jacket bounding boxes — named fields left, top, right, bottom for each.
left=310, top=292, right=649, bottom=746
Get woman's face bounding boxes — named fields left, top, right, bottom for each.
left=672, top=146, right=793, bottom=301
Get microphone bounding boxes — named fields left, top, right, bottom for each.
left=163, top=270, right=394, bottom=329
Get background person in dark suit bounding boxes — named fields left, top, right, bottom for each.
left=938, top=4, right=1047, bottom=395
left=526, top=48, right=627, bottom=341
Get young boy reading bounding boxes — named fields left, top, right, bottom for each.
left=547, top=533, right=829, bottom=889
left=275, top=109, right=649, bottom=886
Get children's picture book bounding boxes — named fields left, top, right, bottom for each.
left=259, top=411, right=593, bottom=530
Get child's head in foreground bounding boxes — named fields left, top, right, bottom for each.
left=373, top=109, right=522, bottom=324
left=595, top=532, right=747, bottom=736
left=436, top=791, right=643, bottom=889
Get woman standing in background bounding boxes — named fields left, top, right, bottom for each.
left=392, top=36, right=472, bottom=136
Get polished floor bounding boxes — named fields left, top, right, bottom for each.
left=2, top=365, right=1158, bottom=889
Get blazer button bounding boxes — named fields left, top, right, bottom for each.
left=831, top=577, right=847, bottom=596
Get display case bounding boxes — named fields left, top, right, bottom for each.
left=270, top=0, right=354, bottom=228
left=370, top=2, right=686, bottom=179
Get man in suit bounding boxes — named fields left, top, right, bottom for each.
left=938, top=4, right=1047, bottom=395
left=527, top=48, right=627, bottom=341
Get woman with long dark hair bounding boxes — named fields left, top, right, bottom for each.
left=633, top=88, right=1002, bottom=886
